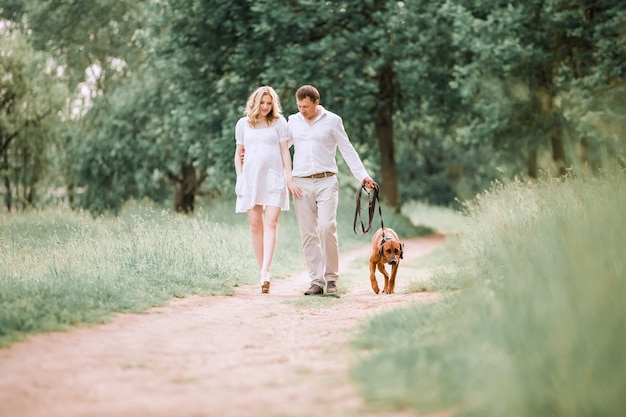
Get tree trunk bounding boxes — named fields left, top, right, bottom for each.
left=174, top=163, right=198, bottom=213
left=2, top=152, right=11, bottom=212
left=550, top=130, right=567, bottom=176
left=528, top=149, right=538, bottom=178
left=537, top=84, right=567, bottom=177
left=23, top=146, right=35, bottom=208
left=375, top=63, right=400, bottom=212
left=580, top=137, right=602, bottom=175
left=67, top=182, right=75, bottom=206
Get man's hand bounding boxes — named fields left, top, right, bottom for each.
left=362, top=177, right=377, bottom=190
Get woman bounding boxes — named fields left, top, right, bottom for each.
left=234, top=86, right=295, bottom=294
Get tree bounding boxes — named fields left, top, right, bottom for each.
left=69, top=75, right=169, bottom=213
left=128, top=0, right=254, bottom=212
left=3, top=0, right=151, bottom=211
left=20, top=0, right=143, bottom=94
left=449, top=0, right=626, bottom=178
left=65, top=0, right=269, bottom=213
left=247, top=0, right=404, bottom=210
left=6, top=0, right=624, bottom=214
left=0, top=25, right=68, bottom=211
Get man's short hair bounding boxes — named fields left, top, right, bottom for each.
left=296, top=85, right=320, bottom=102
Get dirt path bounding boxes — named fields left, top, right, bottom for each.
left=0, top=234, right=445, bottom=417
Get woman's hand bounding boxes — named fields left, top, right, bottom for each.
left=287, top=178, right=302, bottom=199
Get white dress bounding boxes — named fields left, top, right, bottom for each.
left=235, top=116, right=290, bottom=213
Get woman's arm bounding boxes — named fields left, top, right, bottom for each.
left=280, top=141, right=301, bottom=198
left=234, top=144, right=244, bottom=176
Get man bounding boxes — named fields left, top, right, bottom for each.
left=287, top=85, right=377, bottom=295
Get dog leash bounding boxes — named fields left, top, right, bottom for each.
left=353, top=182, right=384, bottom=235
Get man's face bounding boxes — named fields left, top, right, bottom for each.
left=296, top=97, right=319, bottom=121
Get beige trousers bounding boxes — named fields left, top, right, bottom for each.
left=292, top=176, right=340, bottom=288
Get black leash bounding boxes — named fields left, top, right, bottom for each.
left=353, top=183, right=384, bottom=235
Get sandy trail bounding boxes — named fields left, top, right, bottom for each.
left=0, top=234, right=445, bottom=417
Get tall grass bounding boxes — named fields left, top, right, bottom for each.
left=0, top=191, right=426, bottom=347
left=402, top=200, right=468, bottom=235
left=350, top=174, right=626, bottom=416
left=0, top=203, right=260, bottom=346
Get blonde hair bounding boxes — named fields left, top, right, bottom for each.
left=245, top=86, right=282, bottom=126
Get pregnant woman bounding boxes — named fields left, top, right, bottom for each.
left=233, top=86, right=296, bottom=294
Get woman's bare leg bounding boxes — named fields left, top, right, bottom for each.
left=247, top=205, right=264, bottom=271
left=260, top=206, right=281, bottom=281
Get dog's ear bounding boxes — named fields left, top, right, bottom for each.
left=379, top=245, right=384, bottom=258
left=400, top=242, right=404, bottom=259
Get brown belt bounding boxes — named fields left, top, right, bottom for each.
left=298, top=172, right=336, bottom=179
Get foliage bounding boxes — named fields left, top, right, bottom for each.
left=2, top=0, right=626, bottom=213
left=351, top=174, right=626, bottom=416
left=69, top=74, right=173, bottom=214
left=449, top=0, right=626, bottom=175
left=19, top=0, right=144, bottom=93
left=0, top=25, right=68, bottom=211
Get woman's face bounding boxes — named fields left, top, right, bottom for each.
left=259, top=94, right=273, bottom=117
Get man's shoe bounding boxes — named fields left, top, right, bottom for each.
left=304, top=284, right=324, bottom=295
left=326, top=281, right=338, bottom=294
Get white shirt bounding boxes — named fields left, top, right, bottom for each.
left=287, top=106, right=370, bottom=182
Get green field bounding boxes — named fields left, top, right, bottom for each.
left=350, top=174, right=626, bottom=416
left=0, top=194, right=425, bottom=347
left=2, top=175, right=624, bottom=416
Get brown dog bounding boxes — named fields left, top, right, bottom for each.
left=369, top=228, right=404, bottom=294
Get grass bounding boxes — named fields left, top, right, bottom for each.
left=287, top=294, right=343, bottom=308
left=402, top=200, right=467, bottom=235
left=349, top=173, right=626, bottom=416
left=0, top=190, right=427, bottom=347
left=0, top=204, right=257, bottom=346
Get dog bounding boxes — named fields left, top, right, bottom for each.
left=369, top=227, right=404, bottom=294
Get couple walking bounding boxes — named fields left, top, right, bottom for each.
left=234, top=85, right=376, bottom=295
